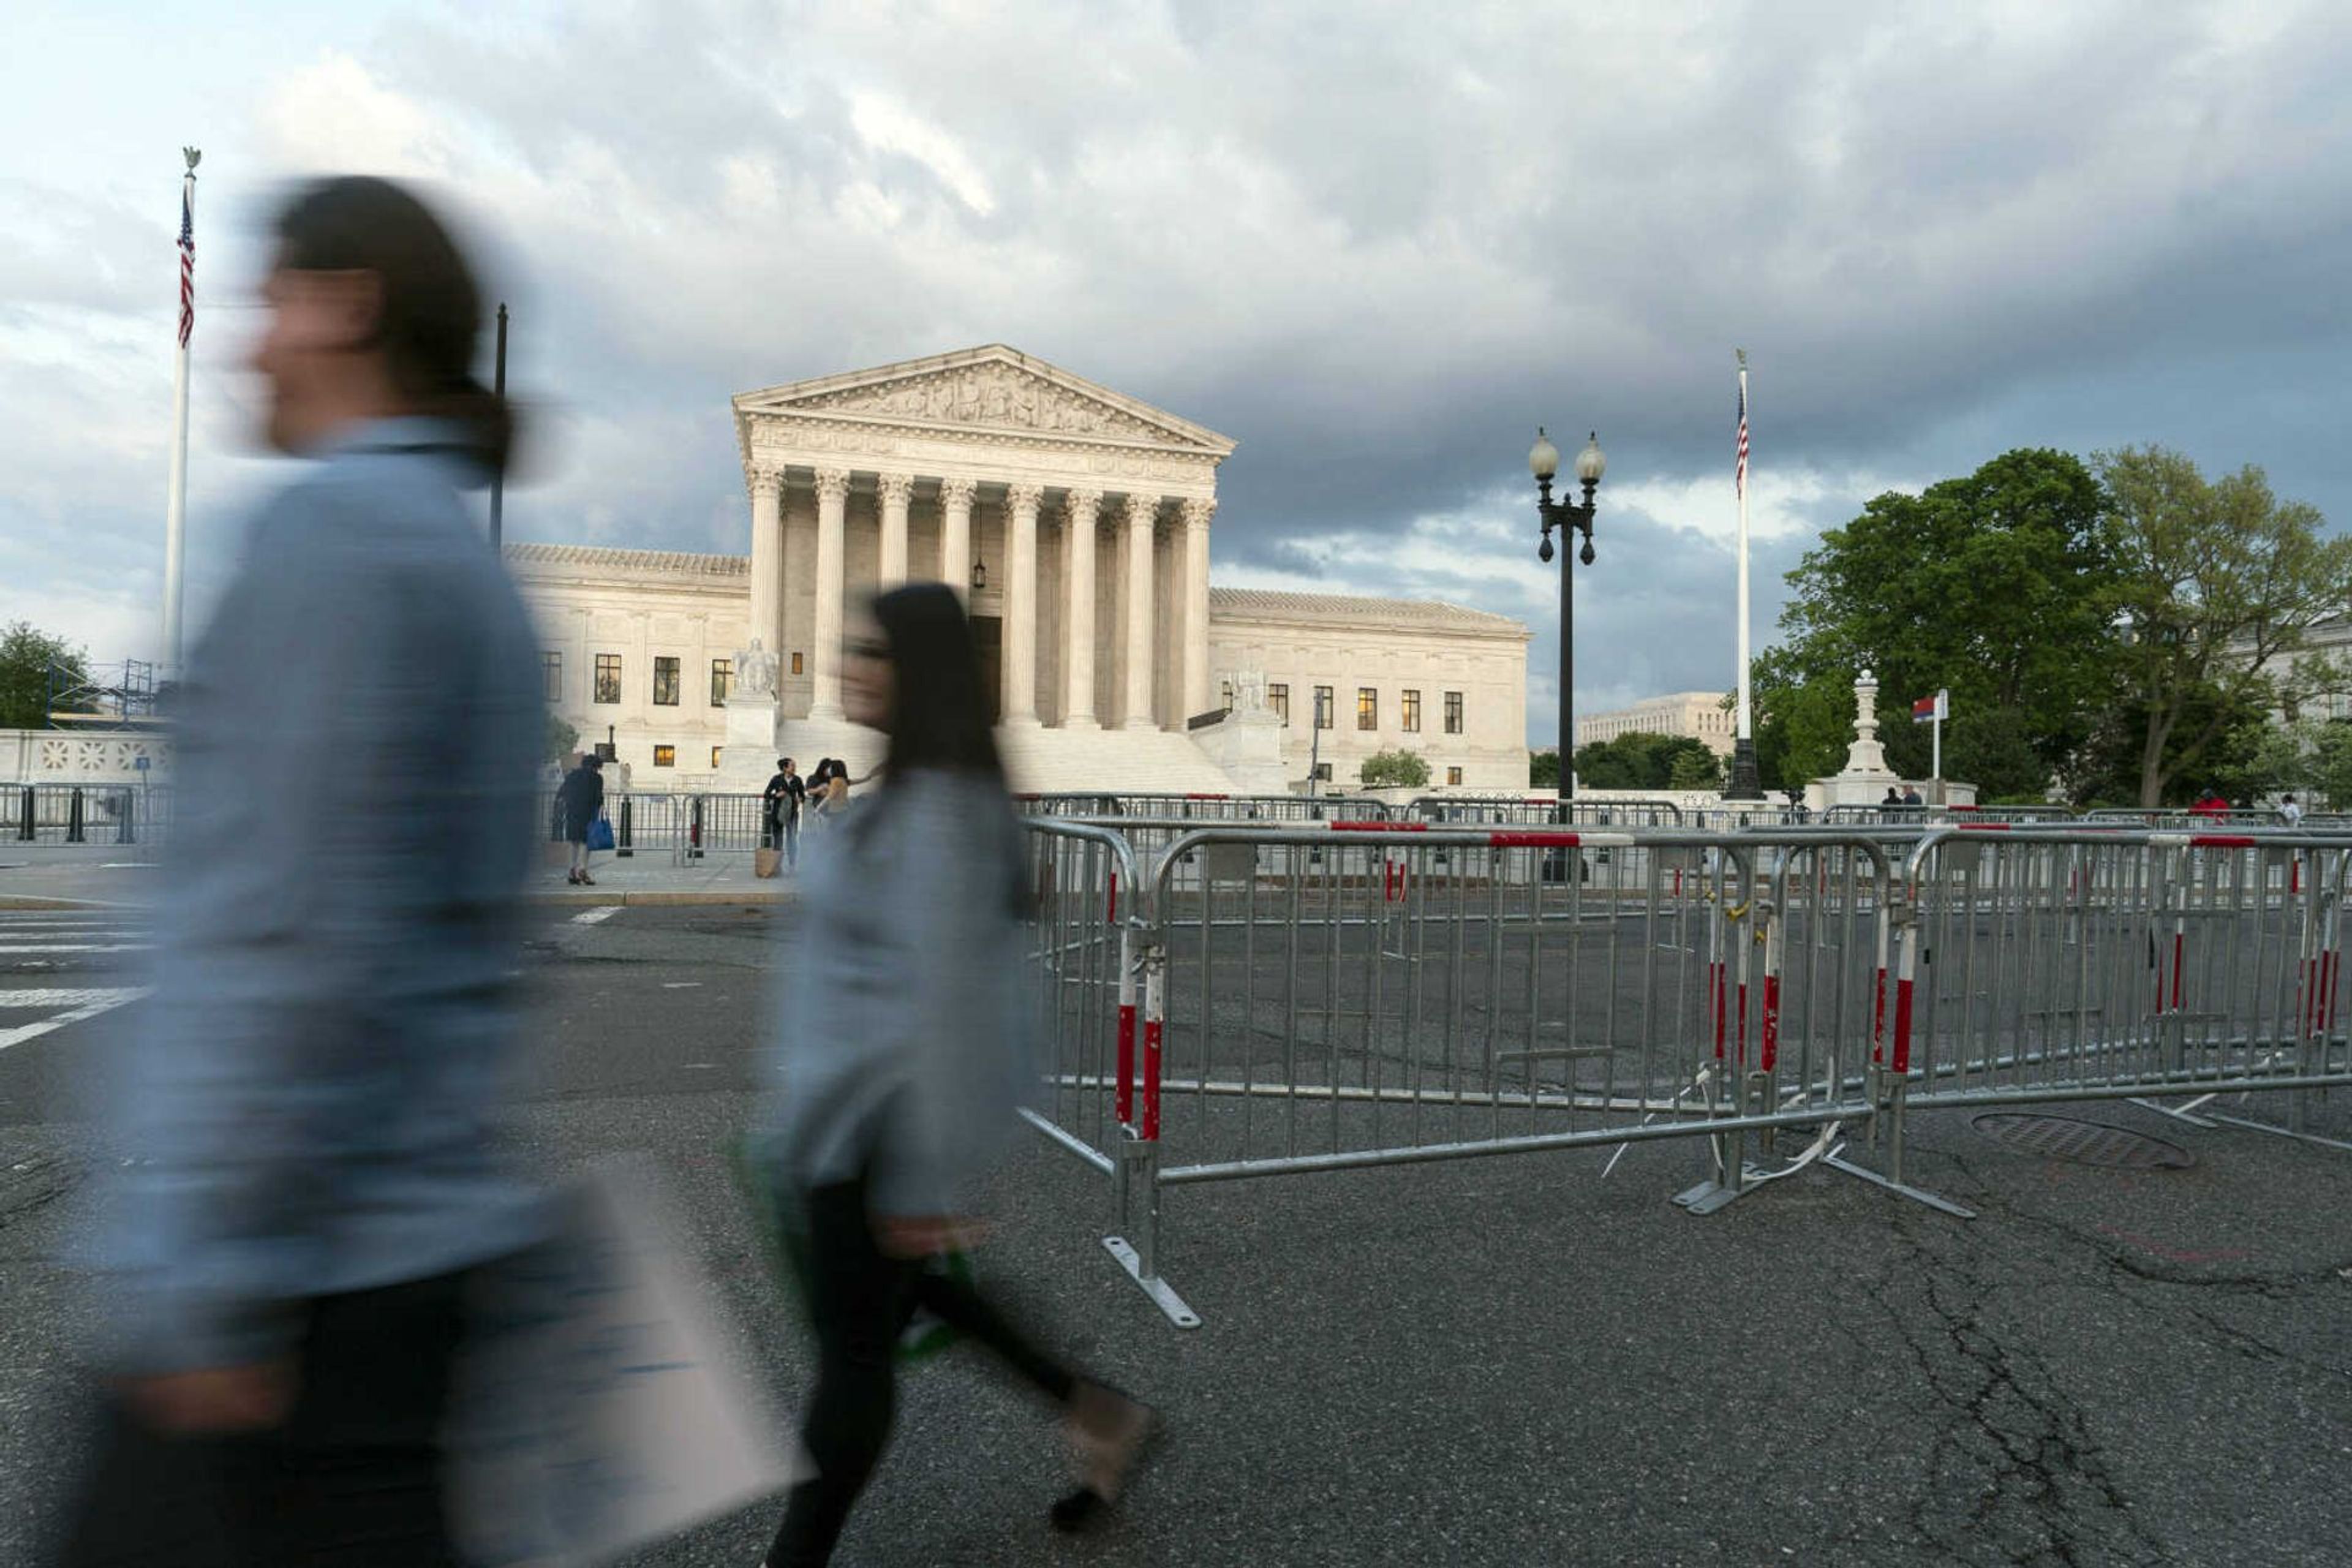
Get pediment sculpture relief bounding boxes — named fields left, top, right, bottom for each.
left=793, top=363, right=1176, bottom=443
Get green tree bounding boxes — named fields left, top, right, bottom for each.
left=1528, top=748, right=1561, bottom=790
left=1573, top=730, right=1720, bottom=791
left=2097, top=447, right=2352, bottom=805
left=1359, top=748, right=1431, bottom=788
left=0, top=621, right=89, bottom=730
left=1757, top=450, right=2119, bottom=800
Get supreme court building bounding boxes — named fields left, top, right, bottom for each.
left=511, top=345, right=1530, bottom=794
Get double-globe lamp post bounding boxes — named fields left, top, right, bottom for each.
left=1529, top=428, right=1606, bottom=804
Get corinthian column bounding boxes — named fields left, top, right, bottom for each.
left=810, top=468, right=851, bottom=720
left=877, top=472, right=914, bottom=587
left=1062, top=489, right=1101, bottom=729
left=1180, top=496, right=1214, bottom=723
left=746, top=463, right=784, bottom=662
left=938, top=477, right=976, bottom=600
left=1003, top=483, right=1042, bottom=725
left=1121, top=494, right=1158, bottom=729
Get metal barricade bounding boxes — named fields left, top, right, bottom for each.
left=1690, top=803, right=1815, bottom=832
left=1853, top=828, right=2352, bottom=1195
left=1405, top=795, right=1685, bottom=827
left=1086, top=824, right=1901, bottom=1321
left=6, top=783, right=147, bottom=845
left=1019, top=791, right=1389, bottom=822
left=2081, top=807, right=2286, bottom=828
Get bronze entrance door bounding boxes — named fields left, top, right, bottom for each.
left=970, top=614, right=1003, bottom=725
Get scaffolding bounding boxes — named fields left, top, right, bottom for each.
left=45, top=658, right=167, bottom=729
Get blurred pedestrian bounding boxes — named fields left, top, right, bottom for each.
left=559, top=750, right=607, bottom=884
left=2280, top=792, right=2304, bottom=828
left=750, top=584, right=1152, bottom=1567
left=55, top=176, right=543, bottom=1566
left=764, top=755, right=807, bottom=867
left=1901, top=784, right=1923, bottom=807
left=1881, top=785, right=1904, bottom=807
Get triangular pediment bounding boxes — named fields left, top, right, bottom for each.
left=733, top=344, right=1235, bottom=455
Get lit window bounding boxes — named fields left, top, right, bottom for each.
left=542, top=650, right=562, bottom=703
left=1401, top=690, right=1421, bottom=733
left=1447, top=766, right=1463, bottom=786
left=791, top=651, right=804, bottom=676
left=1357, top=688, right=1378, bottom=731
left=1314, top=685, right=1335, bottom=730
left=653, top=657, right=680, bottom=706
left=653, top=744, right=676, bottom=767
left=1270, top=684, right=1289, bottom=725
left=594, top=654, right=621, bottom=704
left=710, top=658, right=731, bottom=708
left=1444, top=691, right=1464, bottom=734
left=710, top=745, right=723, bottom=769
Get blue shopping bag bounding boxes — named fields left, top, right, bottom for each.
left=586, top=813, right=615, bottom=851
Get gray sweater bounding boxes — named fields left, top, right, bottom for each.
left=752, top=770, right=1038, bottom=1217
left=95, top=418, right=545, bottom=1373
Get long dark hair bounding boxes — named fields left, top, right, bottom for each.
left=273, top=176, right=515, bottom=480
left=871, top=584, right=1005, bottom=786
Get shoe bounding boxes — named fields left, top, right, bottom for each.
left=580, top=873, right=596, bottom=886
left=1050, top=1381, right=1155, bottom=1532
left=567, top=870, right=582, bottom=885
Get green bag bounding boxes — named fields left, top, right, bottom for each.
left=729, top=1138, right=970, bottom=1363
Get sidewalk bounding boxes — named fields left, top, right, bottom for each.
left=0, top=843, right=796, bottom=910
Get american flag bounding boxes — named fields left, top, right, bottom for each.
left=1735, top=376, right=1749, bottom=499
left=176, top=181, right=194, bottom=349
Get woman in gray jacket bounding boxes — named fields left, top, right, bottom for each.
left=753, top=583, right=1151, bottom=1567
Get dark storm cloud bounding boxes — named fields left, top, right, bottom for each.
left=7, top=1, right=2348, bottom=731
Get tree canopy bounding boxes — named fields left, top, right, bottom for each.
left=1573, top=730, right=1722, bottom=791
left=1360, top=748, right=1431, bottom=788
left=1752, top=446, right=2342, bottom=806
left=0, top=622, right=89, bottom=731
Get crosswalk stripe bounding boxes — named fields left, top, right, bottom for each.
left=0, top=987, right=151, bottom=1052
left=0, top=944, right=151, bottom=954
left=0, top=987, right=148, bottom=1009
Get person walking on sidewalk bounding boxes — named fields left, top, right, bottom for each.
left=749, top=583, right=1153, bottom=1568
left=55, top=175, right=546, bottom=1567
left=559, top=751, right=606, bottom=884
left=764, top=756, right=807, bottom=869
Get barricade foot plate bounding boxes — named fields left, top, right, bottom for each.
left=1103, top=1237, right=1202, bottom=1330
left=2128, top=1095, right=2220, bottom=1128
left=1821, top=1153, right=1977, bottom=1218
left=1671, top=1178, right=1745, bottom=1215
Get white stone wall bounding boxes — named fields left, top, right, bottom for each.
left=1576, top=691, right=1738, bottom=756
left=1, top=729, right=173, bottom=785
left=1208, top=613, right=1530, bottom=792
left=509, top=549, right=746, bottom=784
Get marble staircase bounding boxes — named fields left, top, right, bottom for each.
left=763, top=717, right=1239, bottom=796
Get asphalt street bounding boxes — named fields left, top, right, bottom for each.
left=4, top=901, right=2350, bottom=1566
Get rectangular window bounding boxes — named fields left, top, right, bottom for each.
left=1402, top=689, right=1421, bottom=733
left=1357, top=687, right=1378, bottom=731
left=791, top=651, right=804, bottom=676
left=1270, top=684, right=1289, bottom=725
left=653, top=744, right=676, bottom=767
left=1221, top=679, right=1234, bottom=711
left=711, top=745, right=724, bottom=769
left=710, top=658, right=731, bottom=708
left=594, top=654, right=622, bottom=704
left=653, top=656, right=680, bottom=706
left=1447, top=766, right=1463, bottom=786
left=1313, top=762, right=1333, bottom=782
left=542, top=651, right=563, bottom=703
left=1314, top=685, right=1335, bottom=730
left=1444, top=690, right=1464, bottom=734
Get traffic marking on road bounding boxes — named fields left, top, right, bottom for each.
left=0, top=986, right=149, bottom=1051
left=0, top=944, right=151, bottom=955
left=571, top=907, right=621, bottom=925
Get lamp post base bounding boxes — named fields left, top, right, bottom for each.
left=1723, top=738, right=1765, bottom=801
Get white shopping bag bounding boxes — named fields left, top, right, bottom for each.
left=451, top=1157, right=804, bottom=1566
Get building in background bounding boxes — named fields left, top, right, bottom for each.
left=508, top=345, right=1531, bottom=796
left=1575, top=691, right=1736, bottom=758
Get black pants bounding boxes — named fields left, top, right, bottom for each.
left=770, top=1180, right=1077, bottom=1568
left=55, top=1269, right=474, bottom=1568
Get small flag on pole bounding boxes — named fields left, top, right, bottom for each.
left=176, top=181, right=195, bottom=348
left=1735, top=376, right=1749, bottom=499
left=1912, top=690, right=1948, bottom=724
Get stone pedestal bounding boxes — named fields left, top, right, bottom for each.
left=713, top=696, right=784, bottom=793
left=1811, top=669, right=1902, bottom=809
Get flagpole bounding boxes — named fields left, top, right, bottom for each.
left=1725, top=348, right=1763, bottom=797
left=162, top=146, right=200, bottom=677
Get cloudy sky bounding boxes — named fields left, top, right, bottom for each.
left=6, top=0, right=2348, bottom=743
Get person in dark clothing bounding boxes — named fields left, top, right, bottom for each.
left=1901, top=785, right=1924, bottom=806
left=558, top=752, right=606, bottom=884
left=764, top=756, right=807, bottom=865
left=750, top=586, right=1152, bottom=1568
left=1881, top=786, right=1904, bottom=807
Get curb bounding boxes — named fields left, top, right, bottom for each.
left=528, top=887, right=796, bottom=909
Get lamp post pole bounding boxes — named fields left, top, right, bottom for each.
left=1529, top=429, right=1605, bottom=804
